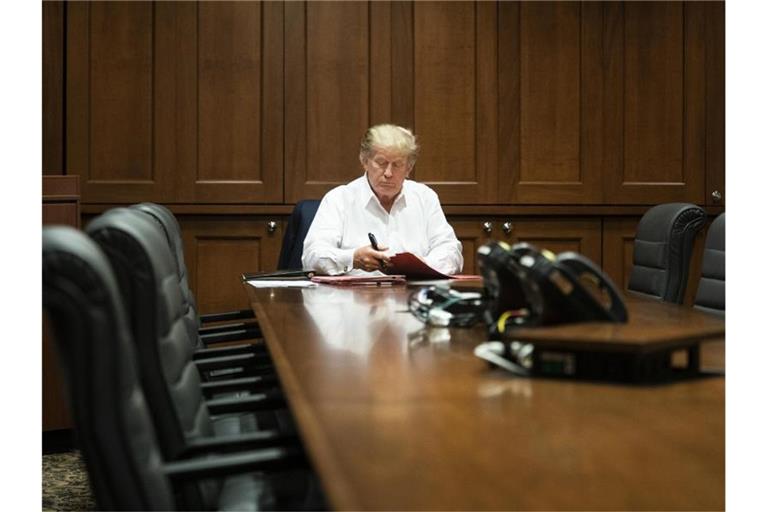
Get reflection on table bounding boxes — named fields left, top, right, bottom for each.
left=245, top=283, right=724, bottom=511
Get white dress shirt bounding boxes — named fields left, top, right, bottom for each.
left=301, top=175, right=463, bottom=275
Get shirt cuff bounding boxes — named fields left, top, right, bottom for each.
left=339, top=248, right=355, bottom=273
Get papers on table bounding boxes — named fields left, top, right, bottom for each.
left=247, top=279, right=317, bottom=288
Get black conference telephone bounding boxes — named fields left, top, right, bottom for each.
left=476, top=241, right=628, bottom=337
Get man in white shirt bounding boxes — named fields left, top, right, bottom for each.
left=302, top=124, right=463, bottom=275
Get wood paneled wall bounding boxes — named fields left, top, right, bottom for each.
left=45, top=1, right=726, bottom=312
left=61, top=0, right=725, bottom=206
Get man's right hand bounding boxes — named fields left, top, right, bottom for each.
left=353, top=245, right=390, bottom=272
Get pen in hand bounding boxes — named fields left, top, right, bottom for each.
left=368, top=232, right=389, bottom=271
left=368, top=232, right=380, bottom=251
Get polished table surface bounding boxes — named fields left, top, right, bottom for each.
left=245, top=283, right=725, bottom=510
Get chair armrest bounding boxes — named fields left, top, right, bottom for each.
left=206, top=390, right=285, bottom=414
left=181, top=430, right=298, bottom=457
left=200, top=328, right=263, bottom=346
left=194, top=353, right=273, bottom=373
left=199, top=308, right=255, bottom=324
left=198, top=320, right=262, bottom=337
left=193, top=343, right=268, bottom=361
left=164, top=446, right=304, bottom=482
left=200, top=375, right=278, bottom=398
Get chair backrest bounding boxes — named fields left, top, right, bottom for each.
left=130, top=202, right=205, bottom=346
left=86, top=209, right=216, bottom=460
left=278, top=199, right=321, bottom=270
left=43, top=226, right=174, bottom=510
left=628, top=203, right=706, bottom=303
left=694, top=213, right=725, bottom=315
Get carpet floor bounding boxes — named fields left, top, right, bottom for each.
left=42, top=451, right=96, bottom=511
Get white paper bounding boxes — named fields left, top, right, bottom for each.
left=247, top=280, right=317, bottom=288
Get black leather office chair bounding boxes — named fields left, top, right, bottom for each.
left=86, top=209, right=293, bottom=444
left=131, top=202, right=262, bottom=347
left=628, top=203, right=706, bottom=303
left=277, top=200, right=321, bottom=270
left=43, top=226, right=320, bottom=511
left=694, top=213, right=725, bottom=315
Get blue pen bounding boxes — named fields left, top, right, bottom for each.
left=368, top=232, right=380, bottom=251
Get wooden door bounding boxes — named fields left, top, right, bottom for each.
left=602, top=2, right=706, bottom=204
left=67, top=2, right=284, bottom=204
left=498, top=2, right=603, bottom=204
left=180, top=216, right=283, bottom=314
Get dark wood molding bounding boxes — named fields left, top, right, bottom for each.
left=43, top=174, right=80, bottom=197
left=80, top=202, right=725, bottom=217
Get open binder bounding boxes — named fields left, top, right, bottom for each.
left=241, top=269, right=315, bottom=281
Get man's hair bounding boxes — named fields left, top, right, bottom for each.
left=359, top=124, right=419, bottom=164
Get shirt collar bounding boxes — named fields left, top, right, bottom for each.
left=358, top=174, right=409, bottom=212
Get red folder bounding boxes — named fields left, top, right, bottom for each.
left=311, top=275, right=407, bottom=287
left=385, top=252, right=481, bottom=281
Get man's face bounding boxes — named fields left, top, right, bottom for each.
left=363, top=147, right=412, bottom=204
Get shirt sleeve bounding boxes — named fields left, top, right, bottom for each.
left=301, top=190, right=356, bottom=275
left=421, top=189, right=464, bottom=275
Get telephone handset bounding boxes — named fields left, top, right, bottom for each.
left=477, top=241, right=628, bottom=336
left=555, top=252, right=627, bottom=323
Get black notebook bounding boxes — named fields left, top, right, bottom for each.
left=241, top=269, right=315, bottom=281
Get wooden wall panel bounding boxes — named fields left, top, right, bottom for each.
left=601, top=218, right=637, bottom=292
left=520, top=3, right=580, bottom=185
left=604, top=2, right=706, bottom=204
left=43, top=1, right=64, bottom=174
left=450, top=217, right=601, bottom=274
left=511, top=218, right=602, bottom=266
left=188, top=1, right=284, bottom=203
left=198, top=2, right=262, bottom=183
left=67, top=2, right=162, bottom=202
left=68, top=1, right=283, bottom=204
left=285, top=1, right=380, bottom=202
left=624, top=2, right=684, bottom=184
left=705, top=1, right=725, bottom=206
left=62, top=1, right=723, bottom=208
left=500, top=2, right=602, bottom=204
left=43, top=176, right=80, bottom=432
left=412, top=1, right=498, bottom=204
left=450, top=220, right=498, bottom=275
left=90, top=3, right=154, bottom=182
left=180, top=217, right=283, bottom=314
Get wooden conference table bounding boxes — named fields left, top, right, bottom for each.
left=244, top=282, right=725, bottom=510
